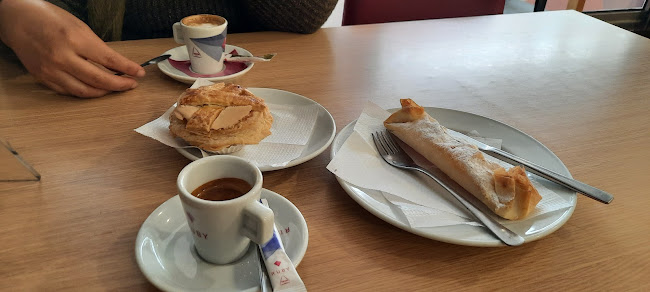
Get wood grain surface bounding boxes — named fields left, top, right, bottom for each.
left=1, top=10, right=648, bottom=291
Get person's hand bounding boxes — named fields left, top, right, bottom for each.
left=0, top=0, right=145, bottom=98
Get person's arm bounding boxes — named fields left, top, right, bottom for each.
left=0, top=0, right=145, bottom=98
left=245, top=0, right=338, bottom=34
left=46, top=0, right=88, bottom=23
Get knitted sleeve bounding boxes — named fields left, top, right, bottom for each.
left=244, top=0, right=338, bottom=34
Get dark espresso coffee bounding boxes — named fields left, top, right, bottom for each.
left=192, top=178, right=252, bottom=201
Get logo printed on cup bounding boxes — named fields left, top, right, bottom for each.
left=190, top=227, right=209, bottom=239
left=192, top=47, right=202, bottom=58
left=189, top=30, right=227, bottom=60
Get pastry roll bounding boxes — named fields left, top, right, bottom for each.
left=169, top=83, right=273, bottom=152
left=384, top=99, right=541, bottom=220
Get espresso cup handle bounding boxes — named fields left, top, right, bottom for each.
left=172, top=22, right=184, bottom=44
left=241, top=202, right=274, bottom=245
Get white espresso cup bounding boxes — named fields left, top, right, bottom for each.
left=177, top=155, right=274, bottom=264
left=172, top=14, right=228, bottom=75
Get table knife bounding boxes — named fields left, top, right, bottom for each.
left=447, top=129, right=614, bottom=204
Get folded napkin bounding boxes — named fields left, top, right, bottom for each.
left=135, top=78, right=319, bottom=168
left=327, top=102, right=573, bottom=229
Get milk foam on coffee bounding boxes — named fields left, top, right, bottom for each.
left=192, top=23, right=221, bottom=28
left=182, top=15, right=226, bottom=27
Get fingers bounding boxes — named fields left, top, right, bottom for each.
left=58, top=36, right=142, bottom=97
left=2, top=0, right=144, bottom=98
left=32, top=44, right=142, bottom=98
left=66, top=55, right=139, bottom=92
left=40, top=70, right=111, bottom=98
left=82, top=41, right=145, bottom=78
left=39, top=79, right=67, bottom=95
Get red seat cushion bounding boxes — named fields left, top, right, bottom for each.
left=343, top=0, right=506, bottom=25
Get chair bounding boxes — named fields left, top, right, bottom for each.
left=342, top=0, right=507, bottom=25
left=566, top=0, right=587, bottom=10
left=534, top=0, right=588, bottom=12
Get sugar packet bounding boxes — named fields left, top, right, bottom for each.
left=259, top=199, right=307, bottom=292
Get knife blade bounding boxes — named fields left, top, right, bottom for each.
left=447, top=129, right=614, bottom=204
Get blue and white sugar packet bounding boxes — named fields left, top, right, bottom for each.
left=259, top=199, right=307, bottom=292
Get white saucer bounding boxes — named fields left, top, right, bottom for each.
left=176, top=88, right=337, bottom=172
left=135, top=189, right=309, bottom=292
left=158, top=45, right=254, bottom=84
left=331, top=107, right=577, bottom=247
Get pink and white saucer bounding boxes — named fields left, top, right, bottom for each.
left=157, top=44, right=254, bottom=84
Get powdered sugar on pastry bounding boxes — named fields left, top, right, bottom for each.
left=388, top=118, right=506, bottom=210
left=384, top=99, right=541, bottom=220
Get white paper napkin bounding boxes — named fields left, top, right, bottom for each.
left=135, top=79, right=319, bottom=168
left=327, top=102, right=573, bottom=229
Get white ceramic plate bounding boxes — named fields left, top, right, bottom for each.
left=176, top=88, right=336, bottom=172
left=158, top=45, right=254, bottom=84
left=330, top=107, right=577, bottom=247
left=135, top=189, right=308, bottom=292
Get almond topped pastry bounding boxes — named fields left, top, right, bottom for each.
left=169, top=83, right=273, bottom=153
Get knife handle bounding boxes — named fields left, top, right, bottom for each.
left=488, top=149, right=614, bottom=204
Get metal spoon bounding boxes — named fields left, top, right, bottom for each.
left=115, top=54, right=171, bottom=76
left=257, top=245, right=272, bottom=292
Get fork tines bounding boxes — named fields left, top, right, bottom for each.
left=373, top=130, right=398, bottom=155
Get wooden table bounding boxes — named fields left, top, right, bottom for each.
left=1, top=10, right=648, bottom=291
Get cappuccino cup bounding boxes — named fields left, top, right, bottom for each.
left=177, top=155, right=274, bottom=264
left=172, top=14, right=228, bottom=75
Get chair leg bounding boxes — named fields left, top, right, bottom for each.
left=534, top=0, right=548, bottom=11
left=567, top=0, right=587, bottom=11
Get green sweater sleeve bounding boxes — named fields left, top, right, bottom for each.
left=245, top=0, right=338, bottom=34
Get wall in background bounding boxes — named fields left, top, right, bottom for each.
left=322, top=0, right=345, bottom=27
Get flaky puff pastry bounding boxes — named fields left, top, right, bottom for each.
left=169, top=83, right=273, bottom=152
left=384, top=99, right=541, bottom=220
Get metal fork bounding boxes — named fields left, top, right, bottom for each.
left=372, top=130, right=525, bottom=246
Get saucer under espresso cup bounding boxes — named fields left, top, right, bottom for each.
left=157, top=45, right=254, bottom=84
left=172, top=14, right=228, bottom=75
left=135, top=190, right=308, bottom=292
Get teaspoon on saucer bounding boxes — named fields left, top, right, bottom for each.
left=225, top=53, right=276, bottom=63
